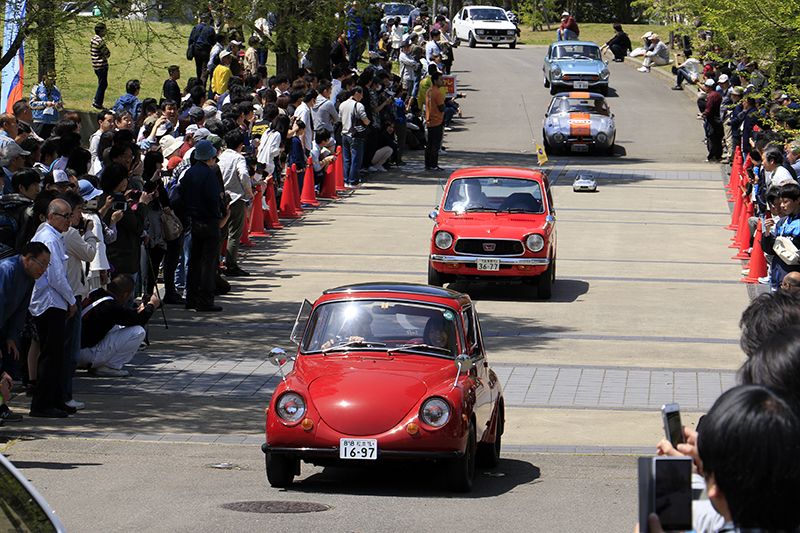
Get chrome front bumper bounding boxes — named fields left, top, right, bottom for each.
left=430, top=254, right=550, bottom=266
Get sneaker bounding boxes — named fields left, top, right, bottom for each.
left=637, top=66, right=649, bottom=72
left=439, top=149, right=447, bottom=155
left=64, top=399, right=85, bottom=410
left=0, top=405, right=23, bottom=422
left=91, top=365, right=130, bottom=377
left=758, top=276, right=770, bottom=285
left=91, top=102, right=104, bottom=110
left=368, top=166, right=381, bottom=172
left=741, top=269, right=750, bottom=276
left=613, top=58, right=624, bottom=62
left=224, top=266, right=250, bottom=277
left=444, top=126, right=453, bottom=132
left=671, top=85, right=683, bottom=90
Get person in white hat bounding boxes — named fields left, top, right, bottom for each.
left=637, top=33, right=668, bottom=72
left=211, top=49, right=233, bottom=98
left=557, top=12, right=579, bottom=41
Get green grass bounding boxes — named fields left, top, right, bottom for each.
left=21, top=18, right=277, bottom=112
left=517, top=22, right=669, bottom=47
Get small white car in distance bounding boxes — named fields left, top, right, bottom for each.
left=453, top=6, right=517, bottom=49
left=573, top=174, right=597, bottom=192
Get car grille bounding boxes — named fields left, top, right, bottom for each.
left=481, top=29, right=508, bottom=36
left=454, top=239, right=524, bottom=256
left=562, top=74, right=600, bottom=82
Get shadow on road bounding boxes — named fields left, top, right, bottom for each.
left=7, top=459, right=103, bottom=470
left=447, top=278, right=589, bottom=303
left=279, top=457, right=540, bottom=499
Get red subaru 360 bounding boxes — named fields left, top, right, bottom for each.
left=428, top=166, right=557, bottom=299
left=262, top=283, right=504, bottom=492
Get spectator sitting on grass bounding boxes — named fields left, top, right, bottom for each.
left=671, top=50, right=702, bottom=90
left=637, top=33, right=669, bottom=73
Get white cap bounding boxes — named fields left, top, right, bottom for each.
left=561, top=11, right=570, bottom=17
left=53, top=169, right=70, bottom=183
left=704, top=78, right=716, bottom=87
left=718, top=74, right=729, bottom=84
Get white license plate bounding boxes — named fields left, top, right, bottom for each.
left=573, top=81, right=589, bottom=89
left=340, top=438, right=377, bottom=460
left=571, top=144, right=589, bottom=152
left=492, top=36, right=502, bottom=41
left=477, top=258, right=500, bottom=271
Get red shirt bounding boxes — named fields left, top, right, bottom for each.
left=560, top=17, right=579, bottom=37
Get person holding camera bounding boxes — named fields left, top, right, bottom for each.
left=79, top=273, right=160, bottom=377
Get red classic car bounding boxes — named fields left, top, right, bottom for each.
left=262, top=283, right=504, bottom=492
left=428, top=166, right=557, bottom=299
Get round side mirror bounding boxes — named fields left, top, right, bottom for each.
left=454, top=353, right=473, bottom=371
left=429, top=210, right=438, bottom=220
left=268, top=347, right=288, bottom=367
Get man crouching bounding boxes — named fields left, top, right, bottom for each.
left=80, top=274, right=161, bottom=377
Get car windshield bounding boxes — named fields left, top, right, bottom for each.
left=550, top=97, right=610, bottom=116
left=553, top=45, right=600, bottom=60
left=302, top=300, right=460, bottom=357
left=471, top=8, right=508, bottom=20
left=443, top=177, right=544, bottom=213
left=384, top=3, right=412, bottom=16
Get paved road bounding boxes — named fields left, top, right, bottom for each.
left=1, top=43, right=748, bottom=532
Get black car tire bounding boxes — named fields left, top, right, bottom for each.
left=549, top=83, right=559, bottom=95
left=509, top=41, right=516, bottom=49
left=605, top=142, right=615, bottom=156
left=537, top=257, right=555, bottom=299
left=447, top=421, right=476, bottom=492
left=468, top=33, right=477, bottom=48
left=599, top=85, right=609, bottom=96
left=543, top=73, right=550, bottom=88
left=428, top=263, right=445, bottom=287
left=476, top=404, right=503, bottom=468
left=266, top=453, right=296, bottom=487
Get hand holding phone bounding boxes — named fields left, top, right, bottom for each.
left=662, top=403, right=685, bottom=449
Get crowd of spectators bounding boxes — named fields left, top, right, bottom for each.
left=0, top=5, right=469, bottom=423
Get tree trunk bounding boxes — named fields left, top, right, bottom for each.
left=307, top=44, right=330, bottom=79
left=275, top=46, right=299, bottom=79
left=37, top=0, right=56, bottom=79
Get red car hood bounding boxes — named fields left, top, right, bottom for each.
left=301, top=355, right=452, bottom=436
left=438, top=212, right=545, bottom=238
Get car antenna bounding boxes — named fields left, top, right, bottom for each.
left=521, top=94, right=548, bottom=167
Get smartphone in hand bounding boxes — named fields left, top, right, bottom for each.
left=662, top=403, right=685, bottom=448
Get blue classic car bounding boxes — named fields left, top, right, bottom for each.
left=542, top=41, right=610, bottom=96
left=542, top=92, right=616, bottom=155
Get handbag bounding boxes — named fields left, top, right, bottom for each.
left=160, top=209, right=184, bottom=242
left=186, top=46, right=194, bottom=60
left=774, top=236, right=800, bottom=265
left=351, top=105, right=369, bottom=140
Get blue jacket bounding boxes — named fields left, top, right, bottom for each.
left=29, top=83, right=62, bottom=124
left=0, top=255, right=36, bottom=366
left=113, top=93, right=143, bottom=124
left=763, top=212, right=800, bottom=285
left=189, top=23, right=216, bottom=52
left=179, top=163, right=224, bottom=220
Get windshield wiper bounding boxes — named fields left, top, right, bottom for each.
left=464, top=206, right=498, bottom=212
left=323, top=340, right=387, bottom=353
left=504, top=207, right=540, bottom=213
left=387, top=343, right=452, bottom=355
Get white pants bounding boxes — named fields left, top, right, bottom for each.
left=371, top=146, right=393, bottom=167
left=643, top=55, right=668, bottom=68
left=79, top=325, right=146, bottom=370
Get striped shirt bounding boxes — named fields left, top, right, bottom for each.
left=90, top=34, right=110, bottom=70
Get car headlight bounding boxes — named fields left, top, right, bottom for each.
left=597, top=132, right=608, bottom=144
left=526, top=234, right=545, bottom=252
left=600, top=68, right=610, bottom=80
left=420, top=397, right=450, bottom=427
left=553, top=132, right=564, bottom=142
left=507, top=30, right=515, bottom=35
left=552, top=67, right=562, bottom=79
left=276, top=392, right=306, bottom=422
left=476, top=29, right=485, bottom=35
left=434, top=231, right=454, bottom=250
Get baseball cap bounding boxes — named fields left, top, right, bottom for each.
left=561, top=11, right=570, bottom=17
left=220, top=50, right=232, bottom=59
left=642, top=31, right=653, bottom=39
left=155, top=119, right=173, bottom=137
left=704, top=78, right=716, bottom=87
left=718, top=74, right=729, bottom=83
left=185, top=124, right=199, bottom=136
left=188, top=106, right=204, bottom=121
left=2, top=142, right=30, bottom=160
left=52, top=169, right=70, bottom=183
left=193, top=127, right=212, bottom=141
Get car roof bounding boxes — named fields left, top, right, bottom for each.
left=448, top=166, right=548, bottom=181
left=324, top=282, right=463, bottom=299
left=551, top=40, right=600, bottom=47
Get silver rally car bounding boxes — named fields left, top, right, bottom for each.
left=542, top=92, right=616, bottom=156
left=543, top=41, right=610, bottom=96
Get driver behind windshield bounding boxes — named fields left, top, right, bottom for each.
left=423, top=316, right=455, bottom=355
left=450, top=179, right=489, bottom=210
left=321, top=307, right=375, bottom=350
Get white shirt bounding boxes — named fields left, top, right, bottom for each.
left=425, top=40, right=442, bottom=61
left=293, top=101, right=314, bottom=150
left=768, top=165, right=795, bottom=187
left=218, top=148, right=251, bottom=203
left=256, top=129, right=282, bottom=176
left=64, top=224, right=100, bottom=299
left=680, top=57, right=702, bottom=81
left=30, top=223, right=75, bottom=315
left=86, top=213, right=110, bottom=274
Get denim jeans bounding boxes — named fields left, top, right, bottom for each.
left=94, top=68, right=108, bottom=107
left=342, top=135, right=365, bottom=184
left=557, top=28, right=578, bottom=41
left=675, top=68, right=694, bottom=86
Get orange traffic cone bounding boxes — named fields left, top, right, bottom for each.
left=264, top=178, right=284, bottom=229
left=726, top=147, right=742, bottom=196
left=334, top=146, right=346, bottom=193
left=742, top=221, right=768, bottom=283
left=289, top=164, right=304, bottom=214
left=279, top=173, right=301, bottom=219
left=318, top=161, right=340, bottom=199
left=732, top=200, right=754, bottom=259
left=727, top=186, right=744, bottom=231
left=730, top=198, right=750, bottom=249
left=249, top=183, right=270, bottom=235
left=300, top=157, right=321, bottom=206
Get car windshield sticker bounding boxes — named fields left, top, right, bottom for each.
left=443, top=310, right=454, bottom=321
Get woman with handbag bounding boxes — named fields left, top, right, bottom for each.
left=761, top=182, right=800, bottom=291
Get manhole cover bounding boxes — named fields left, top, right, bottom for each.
left=222, top=501, right=331, bottom=514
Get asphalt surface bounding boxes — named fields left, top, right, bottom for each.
left=1, top=43, right=747, bottom=532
